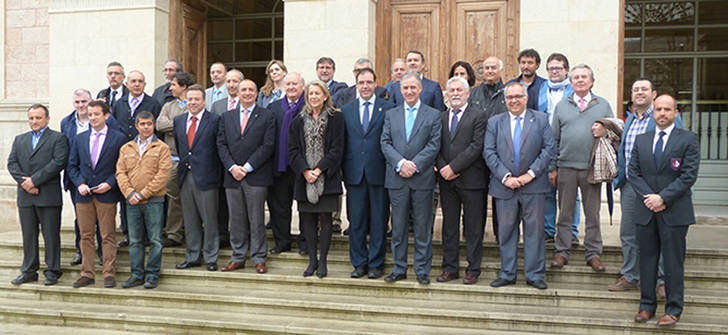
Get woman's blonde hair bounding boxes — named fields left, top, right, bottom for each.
left=260, top=59, right=288, bottom=96
left=303, top=80, right=338, bottom=116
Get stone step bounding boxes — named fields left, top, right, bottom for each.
left=0, top=323, right=139, bottom=334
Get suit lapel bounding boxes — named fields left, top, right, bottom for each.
left=347, top=100, right=364, bottom=137
left=500, top=115, right=515, bottom=155
left=191, top=112, right=210, bottom=149
left=657, top=128, right=679, bottom=171
left=441, top=111, right=451, bottom=144
left=519, top=110, right=534, bottom=149
left=93, top=131, right=115, bottom=171
left=365, top=99, right=386, bottom=137
left=30, top=130, right=50, bottom=158
left=408, top=105, right=427, bottom=142
left=450, top=106, right=473, bottom=141
left=232, top=106, right=243, bottom=136
left=242, top=106, right=260, bottom=135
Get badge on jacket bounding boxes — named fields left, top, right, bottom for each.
left=671, top=158, right=682, bottom=171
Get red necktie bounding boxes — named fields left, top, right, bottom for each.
left=228, top=98, right=236, bottom=111
left=187, top=116, right=197, bottom=147
left=240, top=108, right=249, bottom=136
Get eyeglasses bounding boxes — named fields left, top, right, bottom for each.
left=547, top=66, right=565, bottom=72
left=505, top=95, right=525, bottom=100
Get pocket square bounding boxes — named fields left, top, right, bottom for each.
left=670, top=158, right=682, bottom=171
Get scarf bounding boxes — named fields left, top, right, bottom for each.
left=302, top=110, right=328, bottom=203
left=588, top=118, right=624, bottom=183
left=538, top=79, right=572, bottom=113
left=277, top=94, right=305, bottom=172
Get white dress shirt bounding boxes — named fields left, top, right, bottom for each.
left=653, top=123, right=675, bottom=153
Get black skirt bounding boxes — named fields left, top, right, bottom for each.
left=297, top=194, right=339, bottom=213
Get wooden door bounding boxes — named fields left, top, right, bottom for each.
left=376, top=0, right=519, bottom=86
left=169, top=0, right=208, bottom=85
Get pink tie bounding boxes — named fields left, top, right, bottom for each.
left=579, top=98, right=586, bottom=111
left=228, top=98, right=236, bottom=111
left=90, top=132, right=102, bottom=169
left=240, top=108, right=249, bottom=136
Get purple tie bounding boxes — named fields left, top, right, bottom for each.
left=90, top=132, right=102, bottom=169
left=130, top=96, right=141, bottom=116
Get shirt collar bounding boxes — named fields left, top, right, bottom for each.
left=635, top=105, right=654, bottom=121
left=326, top=79, right=333, bottom=87
left=508, top=110, right=526, bottom=120
left=128, top=93, right=143, bottom=104
left=574, top=92, right=592, bottom=104
left=657, top=122, right=676, bottom=138
left=32, top=126, right=48, bottom=136
left=450, top=103, right=467, bottom=114
left=360, top=95, right=376, bottom=107
left=404, top=100, right=421, bottom=111
left=240, top=103, right=256, bottom=112
left=188, top=110, right=205, bottom=121
left=91, top=125, right=108, bottom=136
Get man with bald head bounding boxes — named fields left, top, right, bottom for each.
left=389, top=51, right=446, bottom=111
left=211, top=69, right=244, bottom=116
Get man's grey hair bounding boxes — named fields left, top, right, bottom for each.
left=284, top=72, right=305, bottom=85
left=446, top=76, right=470, bottom=91
left=504, top=81, right=528, bottom=98
left=354, top=58, right=372, bottom=68
left=401, top=71, right=422, bottom=86
left=166, top=58, right=183, bottom=71
left=483, top=57, right=504, bottom=71
left=390, top=58, right=405, bottom=71
left=569, top=63, right=595, bottom=81
left=73, top=88, right=93, bottom=100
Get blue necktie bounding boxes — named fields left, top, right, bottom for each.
left=450, top=110, right=460, bottom=140
left=513, top=117, right=522, bottom=173
left=362, top=101, right=371, bottom=133
left=405, top=106, right=416, bottom=141
left=31, top=134, right=39, bottom=150
left=654, top=131, right=666, bottom=167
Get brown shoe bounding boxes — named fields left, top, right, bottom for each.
left=72, top=276, right=95, bottom=288
left=587, top=257, right=606, bottom=272
left=634, top=310, right=654, bottom=323
left=657, top=314, right=679, bottom=327
left=551, top=254, right=568, bottom=268
left=608, top=276, right=637, bottom=291
left=436, top=272, right=458, bottom=283
left=657, top=283, right=666, bottom=299
left=255, top=263, right=268, bottom=274
left=104, top=276, right=116, bottom=288
left=462, top=273, right=478, bottom=285
left=221, top=261, right=244, bottom=272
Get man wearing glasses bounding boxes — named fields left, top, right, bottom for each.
left=97, top=62, right=128, bottom=108
left=152, top=59, right=183, bottom=105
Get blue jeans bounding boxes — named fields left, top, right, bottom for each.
left=126, top=201, right=164, bottom=281
left=544, top=186, right=580, bottom=237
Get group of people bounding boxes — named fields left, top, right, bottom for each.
left=8, top=48, right=698, bottom=328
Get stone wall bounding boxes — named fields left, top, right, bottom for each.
left=3, top=0, right=49, bottom=100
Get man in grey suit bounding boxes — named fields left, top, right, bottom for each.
left=7, top=104, right=69, bottom=286
left=484, top=82, right=555, bottom=290
left=210, top=69, right=244, bottom=116
left=381, top=72, right=441, bottom=285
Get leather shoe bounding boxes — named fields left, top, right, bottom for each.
left=463, top=273, right=478, bottom=285
left=72, top=276, right=95, bottom=288
left=551, top=254, right=568, bottom=268
left=144, top=277, right=159, bottom=289
left=255, top=263, right=267, bottom=274
left=368, top=268, right=384, bottom=279
left=221, top=261, right=244, bottom=272
left=436, top=272, right=458, bottom=283
left=70, top=253, right=82, bottom=266
left=384, top=273, right=406, bottom=283
left=121, top=277, right=144, bottom=289
left=657, top=314, right=679, bottom=327
left=206, top=262, right=218, bottom=271
left=11, top=273, right=38, bottom=285
left=104, top=276, right=116, bottom=288
left=162, top=238, right=182, bottom=248
left=269, top=246, right=290, bottom=254
left=657, top=283, right=666, bottom=299
left=587, top=257, right=606, bottom=272
left=175, top=261, right=201, bottom=269
left=634, top=310, right=655, bottom=323
left=527, top=279, right=548, bottom=290
left=417, top=274, right=430, bottom=285
left=490, top=278, right=516, bottom=287
left=332, top=223, right=342, bottom=233
left=44, top=277, right=59, bottom=286
left=118, top=236, right=129, bottom=247
left=343, top=228, right=349, bottom=236
left=608, top=276, right=638, bottom=291
left=351, top=266, right=368, bottom=278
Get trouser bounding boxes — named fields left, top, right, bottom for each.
left=127, top=201, right=164, bottom=281
left=76, top=198, right=117, bottom=279
left=495, top=193, right=546, bottom=282
left=180, top=174, right=220, bottom=264
left=18, top=205, right=62, bottom=279
left=439, top=182, right=485, bottom=277
left=70, top=191, right=102, bottom=258
left=554, top=168, right=602, bottom=261
left=620, top=183, right=665, bottom=285
left=267, top=169, right=305, bottom=251
left=544, top=185, right=581, bottom=237
left=346, top=179, right=389, bottom=270
left=163, top=161, right=184, bottom=243
left=301, top=212, right=332, bottom=268
left=389, top=186, right=434, bottom=277
left=226, top=181, right=268, bottom=264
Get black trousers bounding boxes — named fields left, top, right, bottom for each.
left=267, top=169, right=306, bottom=251
left=439, top=182, right=485, bottom=276
left=19, top=205, right=62, bottom=279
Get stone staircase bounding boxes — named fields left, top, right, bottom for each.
left=0, top=227, right=726, bottom=334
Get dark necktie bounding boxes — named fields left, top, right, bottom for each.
left=110, top=90, right=117, bottom=107
left=513, top=116, right=522, bottom=173
left=450, top=109, right=460, bottom=140
left=654, top=131, right=666, bottom=167
left=362, top=101, right=371, bottom=132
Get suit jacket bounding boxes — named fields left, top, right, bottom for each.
left=341, top=97, right=395, bottom=186
left=288, top=111, right=345, bottom=201
left=328, top=80, right=348, bottom=98
left=380, top=102, right=441, bottom=190
left=7, top=128, right=69, bottom=207
left=211, top=96, right=238, bottom=116
left=628, top=127, right=699, bottom=226
left=111, top=93, right=162, bottom=141
left=332, top=85, right=389, bottom=108
left=97, top=86, right=129, bottom=108
left=205, top=85, right=229, bottom=111
left=268, top=98, right=303, bottom=175
left=60, top=110, right=122, bottom=191
left=152, top=82, right=175, bottom=106
left=436, top=104, right=489, bottom=190
left=67, top=128, right=126, bottom=203
left=217, top=105, right=276, bottom=188
left=389, top=77, right=446, bottom=112
left=174, top=110, right=222, bottom=190
left=484, top=109, right=555, bottom=199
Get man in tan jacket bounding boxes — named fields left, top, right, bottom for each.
left=116, top=111, right=171, bottom=289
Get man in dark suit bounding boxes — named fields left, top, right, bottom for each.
left=630, top=95, right=699, bottom=327
left=381, top=72, right=441, bottom=285
left=152, top=58, right=182, bottom=106
left=435, top=77, right=488, bottom=285
left=174, top=84, right=223, bottom=271
left=341, top=68, right=394, bottom=279
left=267, top=72, right=307, bottom=254
left=484, top=82, right=555, bottom=290
left=332, top=58, right=389, bottom=108
left=96, top=61, right=128, bottom=108
left=7, top=104, right=69, bottom=286
left=217, top=79, right=276, bottom=274
left=316, top=57, right=348, bottom=97
left=389, top=50, right=446, bottom=111
left=112, top=70, right=162, bottom=247
left=66, top=100, right=126, bottom=288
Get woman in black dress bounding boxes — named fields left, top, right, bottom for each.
left=288, top=80, right=344, bottom=278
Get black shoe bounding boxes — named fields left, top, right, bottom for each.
left=368, top=268, right=384, bottom=279
left=175, top=261, right=201, bottom=269
left=343, top=228, right=350, bottom=236
left=206, top=263, right=218, bottom=271
left=545, top=235, right=555, bottom=243
left=303, top=261, right=318, bottom=277
left=332, top=223, right=342, bottom=233
left=98, top=258, right=103, bottom=266
left=10, top=273, right=38, bottom=285
left=70, top=253, right=82, bottom=266
left=269, top=246, right=290, bottom=254
left=316, top=266, right=327, bottom=278
left=386, top=230, right=392, bottom=238
left=265, top=221, right=272, bottom=229
left=118, top=236, right=130, bottom=247
left=44, top=276, right=59, bottom=286
left=299, top=249, right=308, bottom=256
left=416, top=274, right=430, bottom=285
left=351, top=266, right=368, bottom=278
left=490, top=278, right=516, bottom=287
left=162, top=238, right=182, bottom=248
left=527, top=279, right=548, bottom=290
left=121, top=277, right=144, bottom=289
left=144, top=277, right=159, bottom=289
left=384, top=273, right=406, bottom=283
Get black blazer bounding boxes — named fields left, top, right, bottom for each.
left=628, top=127, right=700, bottom=226
left=341, top=97, right=394, bottom=186
left=436, top=104, right=489, bottom=190
left=97, top=86, right=129, bottom=108
left=152, top=82, right=175, bottom=106
left=332, top=85, right=389, bottom=108
left=328, top=80, right=348, bottom=98
left=217, top=105, right=276, bottom=188
left=7, top=128, right=69, bottom=207
left=268, top=99, right=303, bottom=175
left=174, top=111, right=222, bottom=190
left=67, top=128, right=126, bottom=203
left=111, top=93, right=162, bottom=141
left=288, top=111, right=345, bottom=202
